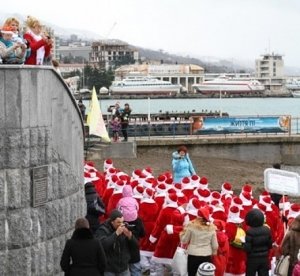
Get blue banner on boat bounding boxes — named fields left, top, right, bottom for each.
left=192, top=116, right=290, bottom=134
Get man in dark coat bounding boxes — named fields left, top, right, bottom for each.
left=243, top=209, right=273, bottom=276
left=96, top=209, right=139, bottom=276
left=85, top=182, right=105, bottom=234
left=60, top=218, right=106, bottom=276
left=120, top=103, right=132, bottom=142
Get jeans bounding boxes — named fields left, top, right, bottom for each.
left=129, top=262, right=142, bottom=276
left=104, top=269, right=130, bottom=276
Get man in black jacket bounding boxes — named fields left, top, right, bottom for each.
left=96, top=209, right=139, bottom=276
left=243, top=209, right=273, bottom=276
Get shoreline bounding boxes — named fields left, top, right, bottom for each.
left=75, top=92, right=292, bottom=101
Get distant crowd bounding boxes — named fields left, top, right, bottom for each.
left=0, top=15, right=60, bottom=69
left=60, top=157, right=300, bottom=276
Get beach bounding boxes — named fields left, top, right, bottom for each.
left=91, top=150, right=270, bottom=197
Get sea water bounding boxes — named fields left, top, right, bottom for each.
left=91, top=97, right=300, bottom=117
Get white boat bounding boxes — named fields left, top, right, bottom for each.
left=285, top=79, right=300, bottom=90
left=109, top=73, right=182, bottom=95
left=291, top=91, right=300, bottom=98
left=192, top=75, right=265, bottom=95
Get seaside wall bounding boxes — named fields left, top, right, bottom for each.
left=0, top=66, right=85, bottom=275
left=136, top=136, right=300, bottom=165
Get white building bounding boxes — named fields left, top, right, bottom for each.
left=255, top=53, right=285, bottom=91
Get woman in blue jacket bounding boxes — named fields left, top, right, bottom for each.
left=172, top=145, right=196, bottom=183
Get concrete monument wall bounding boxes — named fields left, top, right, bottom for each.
left=0, top=66, right=85, bottom=275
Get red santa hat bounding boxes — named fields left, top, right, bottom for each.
left=165, top=192, right=178, bottom=206
left=181, top=176, right=191, bottom=186
left=106, top=167, right=117, bottom=177
left=186, top=198, right=202, bottom=216
left=174, top=183, right=182, bottom=192
left=239, top=191, right=253, bottom=206
left=197, top=189, right=211, bottom=203
left=221, top=182, right=233, bottom=195
left=165, top=178, right=173, bottom=187
left=133, top=185, right=144, bottom=199
left=259, top=196, right=273, bottom=211
left=111, top=174, right=119, bottom=183
left=199, top=177, right=208, bottom=190
left=190, top=174, right=200, bottom=187
left=156, top=183, right=167, bottom=194
left=253, top=202, right=267, bottom=213
left=259, top=190, right=270, bottom=202
left=288, top=203, right=300, bottom=219
left=84, top=161, right=96, bottom=172
left=114, top=180, right=125, bottom=191
left=157, top=174, right=167, bottom=185
left=231, top=196, right=244, bottom=210
left=103, top=159, right=113, bottom=171
left=242, top=184, right=253, bottom=195
left=197, top=206, right=211, bottom=222
left=144, top=178, right=154, bottom=189
left=1, top=26, right=15, bottom=35
left=130, top=179, right=139, bottom=189
left=227, top=205, right=243, bottom=223
left=142, top=167, right=153, bottom=177
left=132, top=169, right=142, bottom=180
left=143, top=187, right=154, bottom=199
left=211, top=191, right=221, bottom=202
left=84, top=171, right=99, bottom=183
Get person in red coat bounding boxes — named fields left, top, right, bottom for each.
left=225, top=206, right=247, bottom=276
left=213, top=219, right=229, bottom=276
left=149, top=193, right=179, bottom=275
left=138, top=188, right=160, bottom=273
left=23, top=16, right=52, bottom=65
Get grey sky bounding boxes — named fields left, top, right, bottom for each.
left=2, top=0, right=300, bottom=67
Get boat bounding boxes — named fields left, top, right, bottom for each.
left=109, top=73, right=182, bottom=95
left=285, top=79, right=300, bottom=90
left=291, top=91, right=300, bottom=98
left=192, top=75, right=265, bottom=96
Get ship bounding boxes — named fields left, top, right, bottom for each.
left=192, top=75, right=265, bottom=96
left=285, top=79, right=300, bottom=91
left=109, top=73, right=182, bottom=95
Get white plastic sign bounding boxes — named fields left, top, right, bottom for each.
left=264, top=168, right=300, bottom=197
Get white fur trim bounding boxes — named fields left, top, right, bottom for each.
left=177, top=206, right=185, bottom=214
left=149, top=235, right=157, bottom=243
left=166, top=224, right=173, bottom=234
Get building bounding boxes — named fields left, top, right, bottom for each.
left=114, top=64, right=204, bottom=93
left=255, top=53, right=285, bottom=91
left=90, top=39, right=139, bottom=70
left=57, top=45, right=91, bottom=61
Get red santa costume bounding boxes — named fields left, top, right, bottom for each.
left=106, top=180, right=125, bottom=216
left=103, top=159, right=113, bottom=172
left=213, top=219, right=230, bottom=276
left=150, top=193, right=179, bottom=274
left=181, top=177, right=194, bottom=199
left=225, top=206, right=246, bottom=276
left=154, top=183, right=167, bottom=210
left=139, top=188, right=160, bottom=271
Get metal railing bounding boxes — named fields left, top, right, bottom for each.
left=105, top=116, right=300, bottom=141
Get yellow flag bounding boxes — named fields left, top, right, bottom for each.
left=86, top=87, right=111, bottom=142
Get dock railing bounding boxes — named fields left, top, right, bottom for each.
left=104, top=115, right=300, bottom=141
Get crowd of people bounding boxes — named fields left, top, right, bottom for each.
left=108, top=102, right=132, bottom=142
left=60, top=146, right=300, bottom=276
left=0, top=16, right=54, bottom=65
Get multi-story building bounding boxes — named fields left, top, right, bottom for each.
left=255, top=53, right=285, bottom=91
left=114, top=64, right=204, bottom=93
left=90, top=39, right=139, bottom=70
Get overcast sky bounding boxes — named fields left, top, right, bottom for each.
left=2, top=0, right=300, bottom=67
